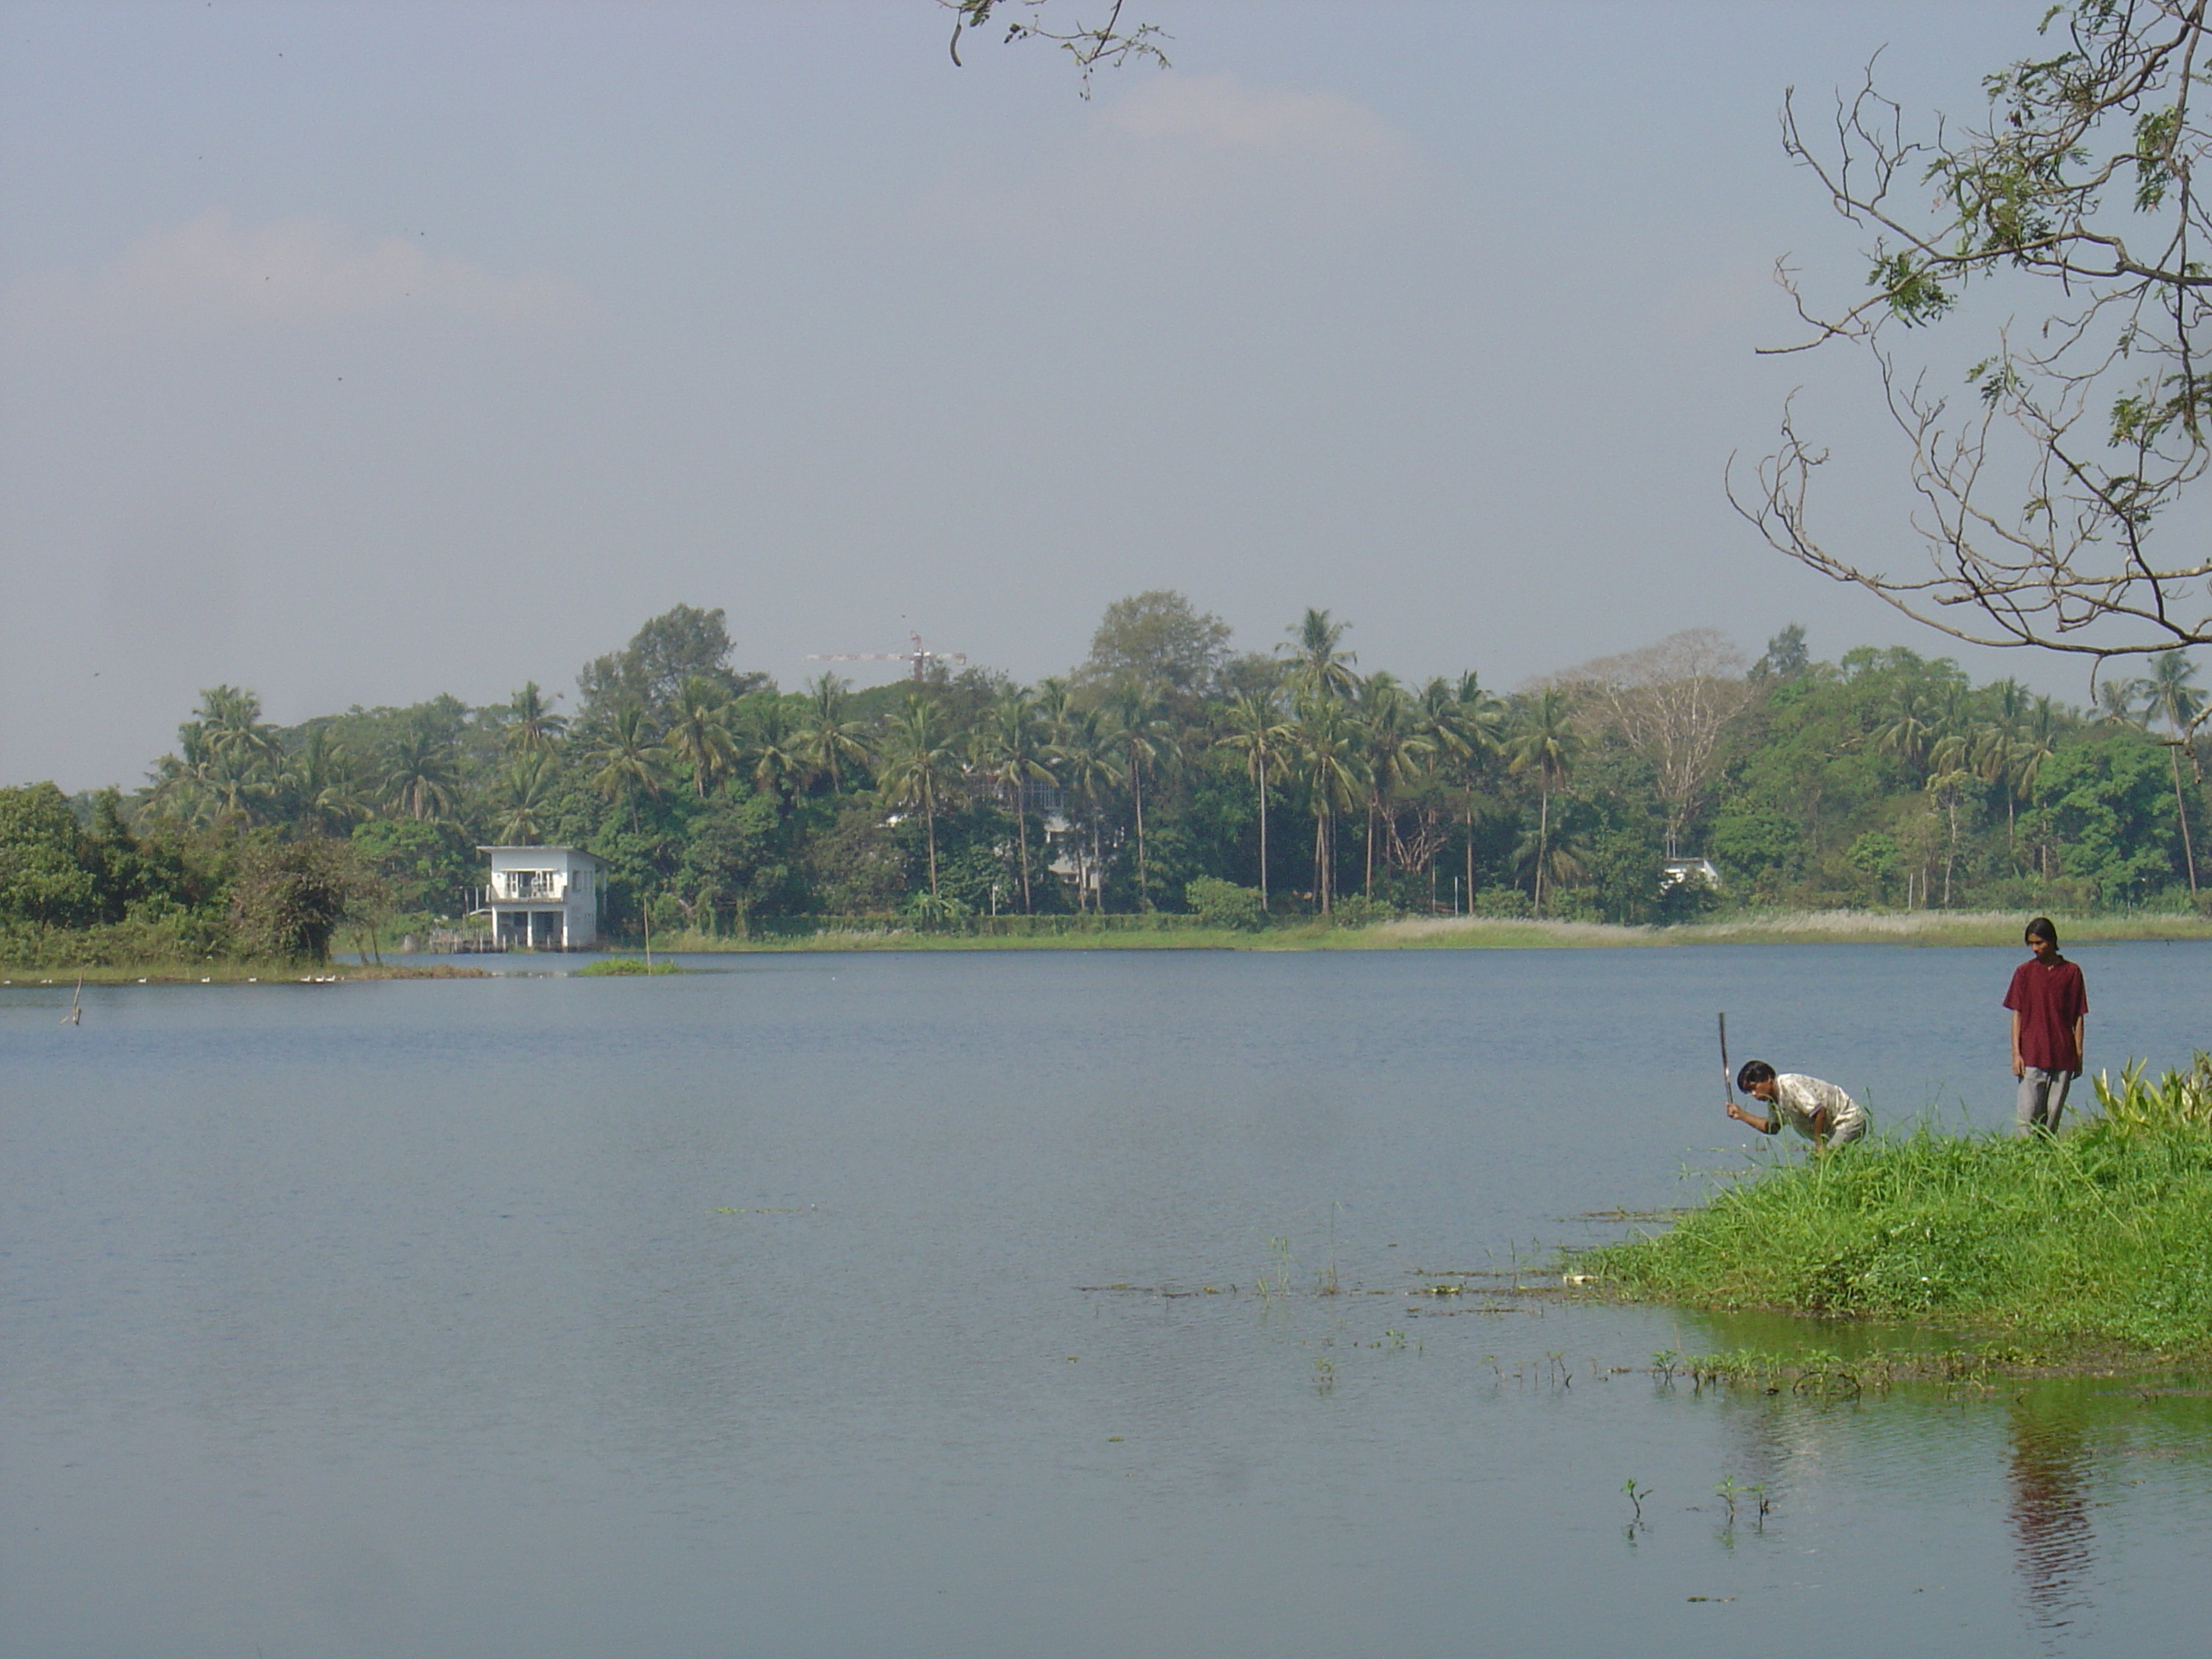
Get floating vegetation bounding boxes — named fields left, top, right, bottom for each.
left=575, top=957, right=686, bottom=976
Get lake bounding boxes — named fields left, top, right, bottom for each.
left=4, top=941, right=2210, bottom=1656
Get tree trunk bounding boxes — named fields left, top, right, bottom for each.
left=1014, top=786, right=1033, bottom=913
left=1534, top=782, right=1551, bottom=917
left=1255, top=762, right=1270, bottom=910
left=2172, top=745, right=2200, bottom=895
left=1942, top=794, right=1958, bottom=907
left=1314, top=810, right=1331, bottom=915
left=924, top=792, right=939, bottom=897
left=1133, top=763, right=1148, bottom=908
left=1465, top=805, right=1476, bottom=913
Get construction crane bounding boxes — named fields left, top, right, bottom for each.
left=806, top=632, right=968, bottom=683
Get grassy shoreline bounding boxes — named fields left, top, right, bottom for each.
left=1581, top=1082, right=2212, bottom=1369
left=9, top=908, right=2210, bottom=979
left=0, top=962, right=490, bottom=984
left=590, top=908, right=2212, bottom=954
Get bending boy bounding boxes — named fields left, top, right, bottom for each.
left=1727, top=1061, right=1870, bottom=1150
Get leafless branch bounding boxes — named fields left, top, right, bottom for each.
left=1746, top=1, right=2212, bottom=660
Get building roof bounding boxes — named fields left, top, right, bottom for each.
left=475, top=845, right=603, bottom=865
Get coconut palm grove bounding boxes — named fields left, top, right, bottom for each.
left=1, top=592, right=2206, bottom=963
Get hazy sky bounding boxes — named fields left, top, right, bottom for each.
left=3, top=1, right=2059, bottom=790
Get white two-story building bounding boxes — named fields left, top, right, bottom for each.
left=469, top=847, right=603, bottom=950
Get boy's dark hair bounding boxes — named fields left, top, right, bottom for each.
left=1737, top=1059, right=1777, bottom=1091
left=2025, top=916, right=2059, bottom=946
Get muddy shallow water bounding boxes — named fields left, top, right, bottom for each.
left=4, top=943, right=2209, bottom=1656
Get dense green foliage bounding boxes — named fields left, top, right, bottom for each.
left=4, top=594, right=2208, bottom=960
left=1587, top=1078, right=2212, bottom=1353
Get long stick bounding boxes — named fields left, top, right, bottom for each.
left=1718, top=1011, right=1733, bottom=1115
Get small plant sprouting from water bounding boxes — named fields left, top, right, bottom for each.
left=1651, top=1349, right=1679, bottom=1383
left=1714, top=1475, right=1739, bottom=1525
left=1621, top=1478, right=1650, bottom=1539
left=1313, top=1355, right=1335, bottom=1395
left=1257, top=1236, right=1295, bottom=1306
left=1750, top=1483, right=1773, bottom=1528
left=1320, top=1200, right=1343, bottom=1295
left=1384, top=1329, right=1407, bottom=1351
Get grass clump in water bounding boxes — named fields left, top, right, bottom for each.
left=1585, top=1057, right=2212, bottom=1356
left=573, top=957, right=686, bottom=976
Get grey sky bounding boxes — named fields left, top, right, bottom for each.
left=3, top=1, right=2051, bottom=790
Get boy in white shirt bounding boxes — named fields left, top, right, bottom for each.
left=1727, top=1060, right=1870, bottom=1149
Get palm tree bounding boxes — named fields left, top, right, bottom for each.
left=876, top=695, right=963, bottom=898
left=494, top=752, right=556, bottom=843
left=158, top=685, right=282, bottom=828
left=798, top=672, right=873, bottom=793
left=588, top=704, right=669, bottom=830
left=1283, top=608, right=1359, bottom=703
left=1033, top=676, right=1076, bottom=754
left=199, top=685, right=282, bottom=775
left=503, top=681, right=568, bottom=758
left=666, top=677, right=739, bottom=799
left=2143, top=651, right=2204, bottom=895
left=381, top=717, right=459, bottom=822
left=1437, top=672, right=1505, bottom=911
left=291, top=726, right=368, bottom=835
left=1511, top=815, right=1591, bottom=905
left=2093, top=673, right=2148, bottom=728
left=1050, top=706, right=1121, bottom=911
left=1973, top=679, right=2032, bottom=860
left=1107, top=689, right=1175, bottom=908
left=740, top=696, right=807, bottom=811
left=1873, top=681, right=1940, bottom=784
left=1289, top=696, right=1366, bottom=915
left=1504, top=689, right=1579, bottom=916
left=147, top=729, right=216, bottom=827
left=1353, top=673, right=1432, bottom=897
left=1215, top=690, right=1292, bottom=910
left=1925, top=729, right=1976, bottom=906
left=974, top=688, right=1056, bottom=912
left=2013, top=696, right=2069, bottom=881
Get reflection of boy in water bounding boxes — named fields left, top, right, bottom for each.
left=1727, top=1061, right=1870, bottom=1150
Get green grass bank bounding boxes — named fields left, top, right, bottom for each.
left=1584, top=1057, right=2212, bottom=1361
left=0, top=962, right=488, bottom=985
left=608, top=907, right=2212, bottom=954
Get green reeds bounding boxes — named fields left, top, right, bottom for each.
left=2093, top=1051, right=2212, bottom=1134
left=1584, top=1079, right=2212, bottom=1354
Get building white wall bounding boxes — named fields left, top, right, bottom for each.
left=477, top=847, right=602, bottom=947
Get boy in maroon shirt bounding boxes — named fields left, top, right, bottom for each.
left=2003, top=917, right=2087, bottom=1137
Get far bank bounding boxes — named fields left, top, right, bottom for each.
left=527, top=908, right=2212, bottom=954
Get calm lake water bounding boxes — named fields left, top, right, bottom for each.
left=4, top=941, right=2211, bottom=1657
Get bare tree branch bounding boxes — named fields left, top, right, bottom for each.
left=1743, top=1, right=2212, bottom=661
left=943, top=0, right=1169, bottom=94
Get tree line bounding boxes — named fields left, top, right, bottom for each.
left=2, top=592, right=2207, bottom=963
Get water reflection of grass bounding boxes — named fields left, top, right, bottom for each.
left=1586, top=1066, right=2212, bottom=1363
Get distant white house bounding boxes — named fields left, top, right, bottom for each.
left=469, top=847, right=603, bottom=950
left=1660, top=856, right=1722, bottom=894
